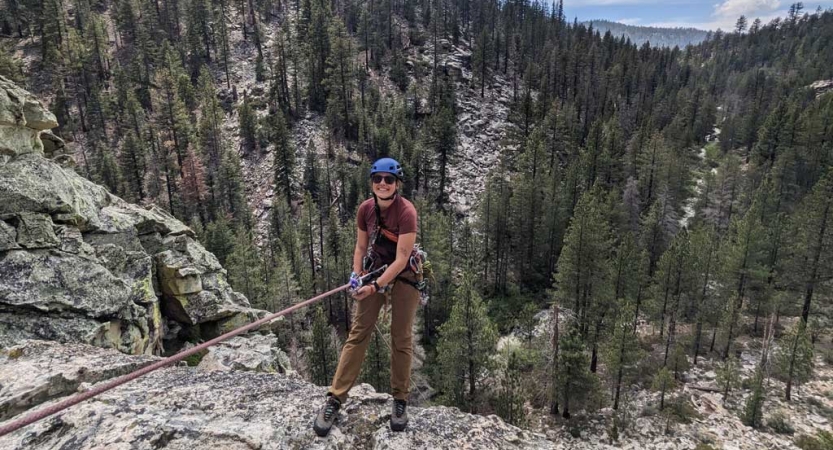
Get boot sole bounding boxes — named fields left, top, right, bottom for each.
left=313, top=422, right=332, bottom=437
left=390, top=421, right=408, bottom=432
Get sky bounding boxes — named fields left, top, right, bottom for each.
left=563, top=0, right=833, bottom=30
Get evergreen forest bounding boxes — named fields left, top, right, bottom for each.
left=2, top=0, right=833, bottom=445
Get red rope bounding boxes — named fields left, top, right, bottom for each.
left=0, top=283, right=350, bottom=438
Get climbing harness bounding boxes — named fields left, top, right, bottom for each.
left=0, top=265, right=388, bottom=438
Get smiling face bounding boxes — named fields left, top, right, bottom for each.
left=371, top=172, right=399, bottom=198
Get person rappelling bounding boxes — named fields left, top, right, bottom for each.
left=313, top=158, right=425, bottom=436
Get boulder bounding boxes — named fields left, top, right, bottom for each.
left=0, top=153, right=109, bottom=230
left=198, top=334, right=292, bottom=374
left=13, top=212, right=59, bottom=249
left=0, top=219, right=18, bottom=251
left=0, top=125, right=42, bottom=157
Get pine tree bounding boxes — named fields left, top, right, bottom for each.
left=742, top=368, right=766, bottom=428
left=689, top=225, right=720, bottom=364
left=269, top=109, right=294, bottom=208
left=226, top=228, right=266, bottom=304
left=775, top=322, right=814, bottom=401
left=719, top=202, right=765, bottom=359
left=556, top=327, right=597, bottom=418
left=650, top=230, right=691, bottom=364
left=119, top=130, right=147, bottom=203
left=602, top=300, right=641, bottom=410
left=238, top=94, right=259, bottom=153
left=196, top=69, right=227, bottom=218
left=554, top=188, right=611, bottom=337
left=305, top=0, right=331, bottom=112
left=180, top=144, right=208, bottom=222
left=472, top=28, right=491, bottom=97
left=214, top=0, right=233, bottom=89
left=785, top=169, right=833, bottom=325
left=217, top=148, right=252, bottom=228
left=263, top=251, right=300, bottom=326
left=494, top=350, right=526, bottom=426
left=390, top=47, right=408, bottom=92
left=325, top=18, right=354, bottom=140
left=436, top=273, right=499, bottom=413
left=160, top=44, right=193, bottom=155
left=417, top=204, right=455, bottom=341
left=716, top=356, right=741, bottom=405
left=203, top=215, right=236, bottom=267
left=426, top=84, right=456, bottom=208
left=308, top=305, right=338, bottom=386
left=651, top=366, right=674, bottom=410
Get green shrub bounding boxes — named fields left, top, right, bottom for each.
left=694, top=444, right=717, bottom=450
left=766, top=412, right=795, bottom=435
left=666, top=396, right=701, bottom=424
left=704, top=142, right=720, bottom=168
left=641, top=404, right=659, bottom=417
left=795, top=431, right=833, bottom=450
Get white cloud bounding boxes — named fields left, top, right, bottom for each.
left=713, top=0, right=780, bottom=19
left=646, top=0, right=794, bottom=30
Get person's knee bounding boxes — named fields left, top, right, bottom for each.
left=391, top=332, right=413, bottom=352
left=346, top=327, right=373, bottom=345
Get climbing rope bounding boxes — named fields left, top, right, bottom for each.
left=0, top=266, right=387, bottom=438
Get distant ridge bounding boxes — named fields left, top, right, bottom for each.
left=584, top=19, right=710, bottom=48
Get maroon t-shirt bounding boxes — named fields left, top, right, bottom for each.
left=357, top=195, right=418, bottom=266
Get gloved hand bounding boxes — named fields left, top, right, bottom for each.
left=349, top=272, right=362, bottom=292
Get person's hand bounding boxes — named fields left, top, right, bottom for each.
left=351, top=284, right=376, bottom=300
left=349, top=272, right=362, bottom=292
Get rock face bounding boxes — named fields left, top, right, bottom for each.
left=0, top=76, right=58, bottom=159
left=0, top=340, right=552, bottom=449
left=197, top=334, right=292, bottom=374
left=0, top=76, right=266, bottom=356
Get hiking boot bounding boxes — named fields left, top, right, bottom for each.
left=390, top=399, right=408, bottom=432
left=313, top=395, right=341, bottom=437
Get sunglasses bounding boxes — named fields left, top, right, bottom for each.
left=371, top=175, right=397, bottom=185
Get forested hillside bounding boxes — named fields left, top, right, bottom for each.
left=2, top=0, right=833, bottom=447
left=584, top=20, right=709, bottom=48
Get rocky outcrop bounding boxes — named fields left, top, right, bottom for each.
left=197, top=334, right=292, bottom=374
left=0, top=340, right=552, bottom=449
left=0, top=75, right=266, bottom=356
left=809, top=79, right=833, bottom=97
left=0, top=76, right=58, bottom=160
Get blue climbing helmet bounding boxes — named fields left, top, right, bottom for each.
left=370, top=157, right=404, bottom=180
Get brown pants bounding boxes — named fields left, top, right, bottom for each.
left=328, top=277, right=421, bottom=402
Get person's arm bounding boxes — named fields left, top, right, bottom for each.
left=353, top=228, right=368, bottom=274
left=352, top=232, right=415, bottom=300
left=374, top=232, right=415, bottom=288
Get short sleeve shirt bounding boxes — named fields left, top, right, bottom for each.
left=357, top=195, right=418, bottom=265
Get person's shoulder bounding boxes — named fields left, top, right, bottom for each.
left=397, top=196, right=417, bottom=211
left=358, top=198, right=375, bottom=212
left=397, top=197, right=418, bottom=219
